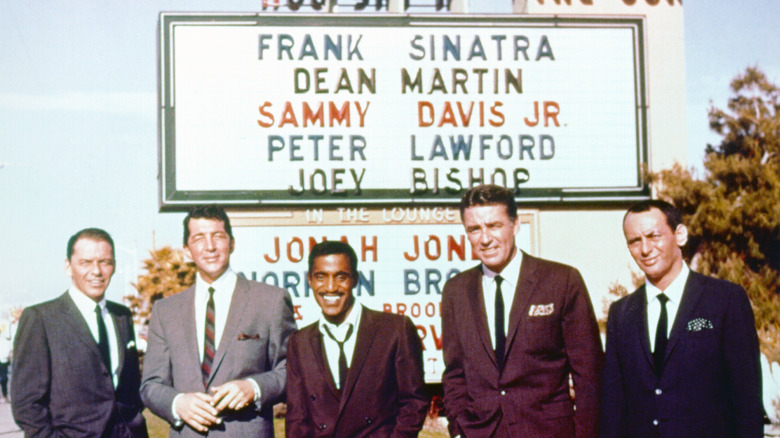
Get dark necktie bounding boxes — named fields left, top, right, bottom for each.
left=323, top=324, right=354, bottom=390
left=654, top=293, right=670, bottom=376
left=494, top=276, right=506, bottom=368
left=202, top=287, right=216, bottom=387
left=95, top=304, right=111, bottom=372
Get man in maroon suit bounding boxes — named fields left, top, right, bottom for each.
left=286, top=240, right=429, bottom=437
left=442, top=184, right=603, bottom=437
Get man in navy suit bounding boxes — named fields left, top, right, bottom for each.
left=600, top=200, right=764, bottom=438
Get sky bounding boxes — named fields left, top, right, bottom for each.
left=1, top=0, right=778, bottom=309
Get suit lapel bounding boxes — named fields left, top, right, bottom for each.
left=338, top=308, right=378, bottom=413
left=465, top=268, right=497, bottom=368
left=308, top=327, right=340, bottom=399
left=180, top=287, right=202, bottom=379
left=505, top=253, right=538, bottom=358
left=56, top=293, right=106, bottom=369
left=108, top=302, right=128, bottom=379
left=664, top=272, right=703, bottom=365
left=629, top=287, right=654, bottom=371
left=207, top=277, right=248, bottom=384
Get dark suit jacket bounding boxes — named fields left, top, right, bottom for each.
left=600, top=271, right=763, bottom=438
left=11, top=293, right=147, bottom=438
left=286, top=307, right=429, bottom=438
left=141, top=275, right=296, bottom=438
left=441, top=252, right=603, bottom=438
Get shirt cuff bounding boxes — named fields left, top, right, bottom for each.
left=246, top=378, right=262, bottom=407
left=171, top=393, right=184, bottom=428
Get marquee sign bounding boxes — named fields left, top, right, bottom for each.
left=159, top=14, right=648, bottom=209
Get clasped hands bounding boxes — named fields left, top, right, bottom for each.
left=175, top=380, right=255, bottom=433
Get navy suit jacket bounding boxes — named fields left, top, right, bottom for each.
left=600, top=271, right=763, bottom=438
left=12, top=293, right=147, bottom=438
left=442, top=252, right=603, bottom=438
left=286, top=308, right=429, bottom=438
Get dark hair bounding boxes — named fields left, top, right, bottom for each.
left=624, top=199, right=683, bottom=231
left=308, top=240, right=358, bottom=279
left=67, top=228, right=115, bottom=260
left=459, top=184, right=518, bottom=222
left=183, top=204, right=233, bottom=245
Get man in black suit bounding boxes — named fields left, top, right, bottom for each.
left=600, top=200, right=764, bottom=438
left=12, top=228, right=147, bottom=437
left=286, top=240, right=429, bottom=437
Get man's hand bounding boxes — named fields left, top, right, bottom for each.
left=210, top=380, right=255, bottom=412
left=174, top=392, right=220, bottom=433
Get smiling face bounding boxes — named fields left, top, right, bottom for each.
left=66, top=237, right=115, bottom=302
left=308, top=253, right=356, bottom=325
left=184, top=218, right=234, bottom=284
left=623, top=207, right=688, bottom=291
left=463, top=204, right=520, bottom=273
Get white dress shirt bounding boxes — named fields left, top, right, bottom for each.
left=646, top=263, right=690, bottom=352
left=68, top=287, right=119, bottom=388
left=481, top=250, right=522, bottom=349
left=318, top=301, right=362, bottom=390
left=172, top=268, right=260, bottom=422
left=194, top=268, right=237, bottom=359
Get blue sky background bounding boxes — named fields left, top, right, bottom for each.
left=1, top=0, right=778, bottom=307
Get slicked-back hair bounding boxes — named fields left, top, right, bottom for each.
left=624, top=199, right=683, bottom=231
left=459, top=184, right=518, bottom=222
left=183, top=204, right=233, bottom=245
left=67, top=228, right=115, bottom=261
left=308, top=240, right=359, bottom=280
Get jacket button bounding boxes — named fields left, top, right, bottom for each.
left=500, top=390, right=506, bottom=396
left=365, top=417, right=372, bottom=424
left=653, top=419, right=659, bottom=426
left=319, top=424, right=327, bottom=430
left=655, top=388, right=662, bottom=395
left=311, top=394, right=316, bottom=401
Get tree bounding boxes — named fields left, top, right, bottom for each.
left=125, top=246, right=196, bottom=326
left=650, top=66, right=780, bottom=363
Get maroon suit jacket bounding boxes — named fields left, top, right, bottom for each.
left=286, top=307, right=429, bottom=437
left=441, top=252, right=604, bottom=438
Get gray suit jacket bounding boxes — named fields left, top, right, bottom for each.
left=12, top=293, right=147, bottom=438
left=141, top=275, right=296, bottom=437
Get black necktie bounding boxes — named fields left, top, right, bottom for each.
left=323, top=324, right=354, bottom=390
left=95, top=305, right=111, bottom=372
left=202, top=287, right=216, bottom=387
left=495, top=276, right=506, bottom=368
left=654, top=293, right=670, bottom=376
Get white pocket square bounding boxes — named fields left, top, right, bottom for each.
left=529, top=303, right=554, bottom=317
left=686, top=318, right=713, bottom=332
left=126, top=340, right=136, bottom=349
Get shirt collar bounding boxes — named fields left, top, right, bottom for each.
left=482, top=249, right=523, bottom=286
left=68, top=285, right=106, bottom=312
left=319, top=298, right=362, bottom=337
left=646, top=263, right=690, bottom=303
left=195, top=267, right=237, bottom=296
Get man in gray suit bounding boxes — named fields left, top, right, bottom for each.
left=141, top=205, right=297, bottom=437
left=12, top=228, right=147, bottom=437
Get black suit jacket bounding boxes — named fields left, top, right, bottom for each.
left=286, top=307, right=429, bottom=438
left=600, top=271, right=764, bottom=438
left=441, top=252, right=603, bottom=438
left=12, top=292, right=147, bottom=438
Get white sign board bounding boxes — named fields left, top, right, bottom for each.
left=160, top=14, right=648, bottom=208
